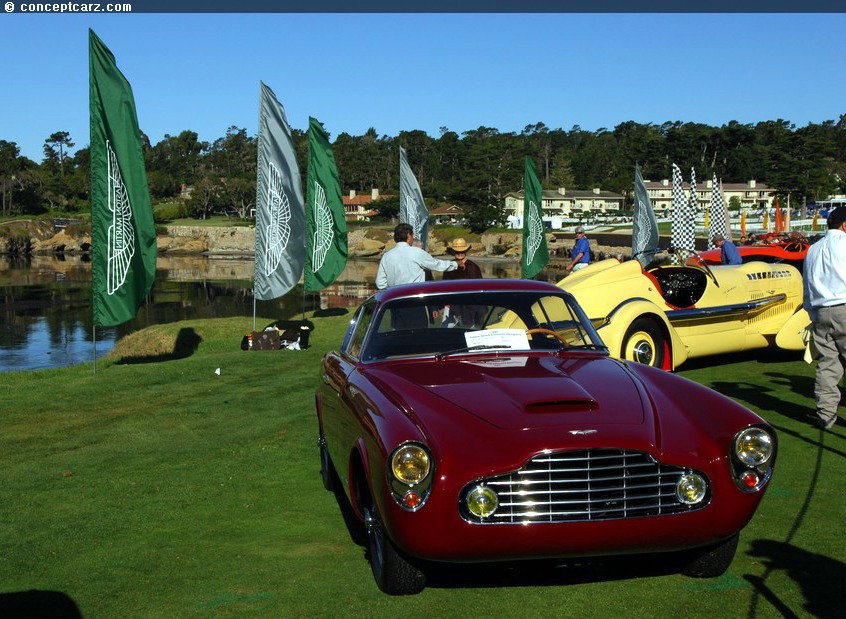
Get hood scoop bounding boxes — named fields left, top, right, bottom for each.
left=525, top=399, right=599, bottom=414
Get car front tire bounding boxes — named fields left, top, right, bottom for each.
left=365, top=505, right=426, bottom=595
left=318, top=434, right=335, bottom=492
left=681, top=534, right=739, bottom=578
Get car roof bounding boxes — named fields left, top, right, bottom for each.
left=373, top=278, right=566, bottom=303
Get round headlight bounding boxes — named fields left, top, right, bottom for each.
left=466, top=485, right=499, bottom=518
left=391, top=444, right=431, bottom=484
left=676, top=473, right=707, bottom=505
left=735, top=427, right=774, bottom=467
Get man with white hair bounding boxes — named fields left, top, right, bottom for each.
left=566, top=226, right=591, bottom=272
left=714, top=234, right=742, bottom=265
left=803, top=206, right=846, bottom=430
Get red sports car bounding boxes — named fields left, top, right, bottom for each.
left=316, top=279, right=776, bottom=594
left=695, top=239, right=809, bottom=270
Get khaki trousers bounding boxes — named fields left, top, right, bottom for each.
left=812, top=304, right=846, bottom=422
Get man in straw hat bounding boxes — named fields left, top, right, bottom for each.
left=439, top=237, right=483, bottom=327
left=443, top=238, right=482, bottom=280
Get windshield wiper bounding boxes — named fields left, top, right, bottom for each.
left=436, top=345, right=510, bottom=360
left=560, top=344, right=608, bottom=351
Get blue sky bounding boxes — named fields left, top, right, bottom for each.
left=2, top=12, right=845, bottom=162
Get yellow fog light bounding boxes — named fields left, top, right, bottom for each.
left=466, top=485, right=499, bottom=518
left=391, top=444, right=431, bottom=484
left=735, top=428, right=774, bottom=467
left=676, top=473, right=707, bottom=505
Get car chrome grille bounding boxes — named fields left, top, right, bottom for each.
left=462, top=449, right=709, bottom=524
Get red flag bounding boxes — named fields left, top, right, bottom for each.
left=774, top=198, right=783, bottom=235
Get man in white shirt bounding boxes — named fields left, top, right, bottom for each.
left=376, top=223, right=456, bottom=289
left=803, top=207, right=846, bottom=430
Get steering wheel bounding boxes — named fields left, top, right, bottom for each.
left=785, top=242, right=804, bottom=253
left=525, top=328, right=569, bottom=345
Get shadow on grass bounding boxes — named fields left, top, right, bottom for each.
left=743, top=419, right=843, bottom=618
left=313, top=308, right=349, bottom=318
left=678, top=348, right=803, bottom=372
left=422, top=553, right=683, bottom=590
left=746, top=540, right=845, bottom=619
left=116, top=327, right=202, bottom=365
left=0, top=590, right=82, bottom=618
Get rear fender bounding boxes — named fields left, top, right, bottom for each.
left=596, top=298, right=688, bottom=370
left=776, top=307, right=811, bottom=351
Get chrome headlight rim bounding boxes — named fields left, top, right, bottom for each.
left=731, top=425, right=777, bottom=493
left=465, top=484, right=500, bottom=519
left=675, top=472, right=708, bottom=505
left=390, top=442, right=431, bottom=485
left=387, top=442, right=434, bottom=511
left=734, top=427, right=775, bottom=468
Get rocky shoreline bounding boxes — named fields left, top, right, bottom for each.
left=0, top=220, right=634, bottom=263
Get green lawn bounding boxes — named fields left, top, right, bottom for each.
left=1, top=316, right=842, bottom=618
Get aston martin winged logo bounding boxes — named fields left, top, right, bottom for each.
left=312, top=180, right=333, bottom=272
left=106, top=139, right=135, bottom=295
left=526, top=201, right=543, bottom=265
left=263, top=162, right=291, bottom=276
left=404, top=195, right=420, bottom=239
left=633, top=197, right=653, bottom=254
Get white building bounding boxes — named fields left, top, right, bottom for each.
left=504, top=187, right=626, bottom=229
left=642, top=179, right=775, bottom=217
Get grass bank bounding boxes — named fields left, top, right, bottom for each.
left=1, top=314, right=843, bottom=618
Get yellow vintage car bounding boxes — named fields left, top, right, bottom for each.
left=555, top=256, right=810, bottom=370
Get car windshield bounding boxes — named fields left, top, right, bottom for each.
left=358, top=290, right=606, bottom=362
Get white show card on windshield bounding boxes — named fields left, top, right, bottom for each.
left=464, top=329, right=530, bottom=350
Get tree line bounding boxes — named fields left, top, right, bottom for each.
left=2, top=117, right=845, bottom=232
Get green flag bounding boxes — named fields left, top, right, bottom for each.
left=89, top=29, right=156, bottom=327
left=304, top=117, right=347, bottom=292
left=521, top=157, right=548, bottom=279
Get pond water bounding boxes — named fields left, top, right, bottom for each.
left=0, top=254, right=563, bottom=373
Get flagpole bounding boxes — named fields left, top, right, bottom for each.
left=93, top=324, right=97, bottom=373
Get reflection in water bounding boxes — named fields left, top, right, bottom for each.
left=0, top=254, right=542, bottom=372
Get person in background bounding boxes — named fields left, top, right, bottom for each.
left=566, top=226, right=590, bottom=272
left=442, top=238, right=482, bottom=280
left=376, top=223, right=456, bottom=289
left=439, top=237, right=483, bottom=327
left=803, top=206, right=846, bottom=430
left=714, top=234, right=742, bottom=265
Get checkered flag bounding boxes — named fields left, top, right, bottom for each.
left=708, top=173, right=729, bottom=248
left=671, top=163, right=695, bottom=262
left=677, top=168, right=696, bottom=256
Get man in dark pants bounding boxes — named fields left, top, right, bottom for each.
left=803, top=206, right=846, bottom=430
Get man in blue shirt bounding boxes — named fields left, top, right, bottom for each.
left=714, top=234, right=742, bottom=265
left=566, top=226, right=591, bottom=272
